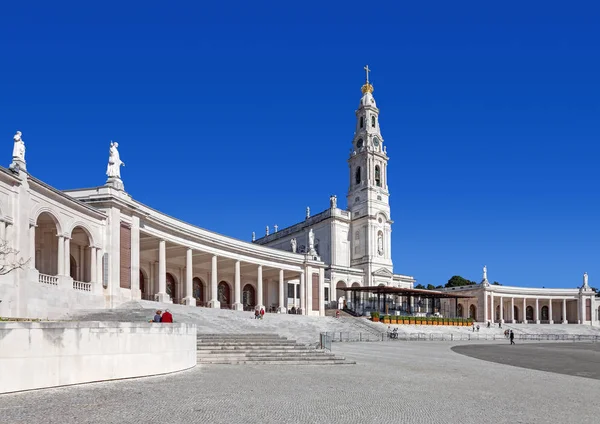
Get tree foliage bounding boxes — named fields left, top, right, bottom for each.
left=414, top=283, right=426, bottom=290
left=0, top=240, right=28, bottom=275
left=445, top=275, right=477, bottom=288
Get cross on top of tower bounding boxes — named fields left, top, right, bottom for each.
left=361, top=65, right=374, bottom=94
left=364, top=65, right=371, bottom=83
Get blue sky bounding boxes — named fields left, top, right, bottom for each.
left=1, top=1, right=598, bottom=288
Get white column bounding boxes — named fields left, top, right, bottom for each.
left=183, top=248, right=195, bottom=306
left=0, top=220, right=5, bottom=241
left=96, top=249, right=103, bottom=288
left=549, top=299, right=554, bottom=324
left=78, top=245, right=84, bottom=280
left=510, top=297, right=514, bottom=323
left=156, top=240, right=170, bottom=302
left=257, top=265, right=264, bottom=309
left=209, top=255, right=220, bottom=308
left=562, top=298, right=567, bottom=324
left=90, top=247, right=97, bottom=283
left=57, top=235, right=64, bottom=275
left=579, top=296, right=585, bottom=324
left=306, top=266, right=313, bottom=315
left=130, top=216, right=140, bottom=298
left=233, top=260, right=242, bottom=310
left=522, top=298, right=527, bottom=324
left=535, top=298, right=540, bottom=323
left=29, top=224, right=36, bottom=268
left=490, top=294, right=494, bottom=323
left=64, top=237, right=71, bottom=278
left=483, top=290, right=488, bottom=324
left=299, top=271, right=306, bottom=314
left=499, top=296, right=504, bottom=323
left=278, top=269, right=286, bottom=313
left=318, top=267, right=325, bottom=317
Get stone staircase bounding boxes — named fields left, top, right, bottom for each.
left=196, top=333, right=355, bottom=365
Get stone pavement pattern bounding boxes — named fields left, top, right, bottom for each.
left=2, top=341, right=599, bottom=424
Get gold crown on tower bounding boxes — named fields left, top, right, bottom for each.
left=361, top=65, right=374, bottom=94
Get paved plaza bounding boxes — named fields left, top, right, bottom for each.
left=2, top=341, right=600, bottom=423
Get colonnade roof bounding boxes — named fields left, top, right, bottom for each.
left=345, top=286, right=474, bottom=299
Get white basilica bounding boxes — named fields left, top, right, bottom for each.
left=0, top=70, right=597, bottom=325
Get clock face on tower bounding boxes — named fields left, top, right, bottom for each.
left=356, top=139, right=364, bottom=149
left=373, top=137, right=380, bottom=147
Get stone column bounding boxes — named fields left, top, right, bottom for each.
left=257, top=265, right=264, bottom=310
left=0, top=220, right=5, bottom=242
left=130, top=216, right=140, bottom=298
left=522, top=298, right=527, bottom=324
left=535, top=298, right=540, bottom=324
left=549, top=299, right=554, bottom=324
left=579, top=296, right=585, bottom=324
left=233, top=260, right=242, bottom=311
left=510, top=297, right=514, bottom=323
left=156, top=240, right=169, bottom=302
left=562, top=298, right=567, bottom=324
left=29, top=224, right=36, bottom=268
left=278, top=269, right=286, bottom=313
left=90, top=247, right=97, bottom=283
left=183, top=248, right=195, bottom=306
left=78, top=245, right=84, bottom=281
left=483, top=290, right=488, bottom=324
left=299, top=271, right=306, bottom=314
left=57, top=235, right=64, bottom=275
left=96, top=249, right=103, bottom=288
left=318, top=267, right=325, bottom=317
left=490, top=294, right=494, bottom=323
left=64, top=237, right=71, bottom=279
left=499, top=296, right=504, bottom=323
left=208, top=255, right=220, bottom=308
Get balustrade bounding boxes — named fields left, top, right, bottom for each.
left=73, top=280, right=92, bottom=292
left=39, top=273, right=58, bottom=286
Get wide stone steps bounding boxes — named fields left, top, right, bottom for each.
left=196, top=333, right=355, bottom=365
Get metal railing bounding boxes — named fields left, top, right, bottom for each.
left=72, top=280, right=92, bottom=291
left=320, top=332, right=600, bottom=343
left=320, top=333, right=332, bottom=351
left=39, top=273, right=58, bottom=286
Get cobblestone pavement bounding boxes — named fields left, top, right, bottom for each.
left=452, top=342, right=600, bottom=380
left=2, top=342, right=599, bottom=424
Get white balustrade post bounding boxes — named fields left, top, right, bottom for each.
left=278, top=269, right=286, bottom=313
left=183, top=248, right=195, bottom=306
left=209, top=255, right=220, bottom=308
left=257, top=265, right=264, bottom=310
left=233, top=260, right=242, bottom=311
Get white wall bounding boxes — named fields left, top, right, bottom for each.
left=0, top=321, right=197, bottom=394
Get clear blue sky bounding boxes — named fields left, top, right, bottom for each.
left=1, top=2, right=598, bottom=288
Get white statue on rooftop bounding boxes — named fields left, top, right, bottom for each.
left=12, top=131, right=25, bottom=161
left=265, top=225, right=269, bottom=236
left=252, top=232, right=256, bottom=242
left=583, top=272, right=589, bottom=288
left=330, top=195, right=337, bottom=208
left=308, top=229, right=315, bottom=254
left=483, top=265, right=487, bottom=281
left=290, top=238, right=297, bottom=253
left=306, top=207, right=310, bottom=219
left=106, top=141, right=125, bottom=179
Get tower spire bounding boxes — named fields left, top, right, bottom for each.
left=361, top=65, right=374, bottom=94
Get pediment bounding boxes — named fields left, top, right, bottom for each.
left=372, top=268, right=393, bottom=277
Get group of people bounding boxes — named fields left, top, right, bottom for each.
left=472, top=324, right=481, bottom=332
left=151, top=309, right=173, bottom=323
left=254, top=308, right=265, bottom=319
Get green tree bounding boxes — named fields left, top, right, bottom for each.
left=492, top=281, right=502, bottom=286
left=426, top=284, right=437, bottom=290
left=445, top=275, right=476, bottom=288
left=414, top=283, right=426, bottom=289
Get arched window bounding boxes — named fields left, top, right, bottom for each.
left=526, top=306, right=534, bottom=321
left=371, top=116, right=376, bottom=127
left=541, top=305, right=549, bottom=321
left=355, top=167, right=361, bottom=185
left=469, top=304, right=477, bottom=319
left=356, top=138, right=364, bottom=149
left=360, top=117, right=364, bottom=128
left=375, top=165, right=381, bottom=187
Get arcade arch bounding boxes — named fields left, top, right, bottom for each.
left=34, top=212, right=61, bottom=275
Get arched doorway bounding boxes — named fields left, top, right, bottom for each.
left=526, top=305, right=534, bottom=321
left=166, top=272, right=176, bottom=302
left=242, top=284, right=255, bottom=310
left=541, top=305, right=549, bottom=321
left=140, top=270, right=147, bottom=298
left=513, top=306, right=519, bottom=322
left=193, top=277, right=204, bottom=306
left=457, top=304, right=464, bottom=318
left=469, top=304, right=477, bottom=319
left=34, top=212, right=61, bottom=276
left=218, top=281, right=230, bottom=307
left=70, top=226, right=92, bottom=282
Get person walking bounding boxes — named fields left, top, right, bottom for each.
left=510, top=330, right=515, bottom=345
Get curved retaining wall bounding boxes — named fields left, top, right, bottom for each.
left=0, top=321, right=197, bottom=394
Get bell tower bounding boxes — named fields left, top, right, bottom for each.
left=347, top=66, right=393, bottom=284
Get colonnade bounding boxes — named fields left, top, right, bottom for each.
left=485, top=293, right=582, bottom=324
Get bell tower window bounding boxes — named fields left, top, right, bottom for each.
left=375, top=165, right=381, bottom=187
left=360, top=117, right=364, bottom=128
left=371, top=116, right=376, bottom=127
left=356, top=139, right=363, bottom=149
left=355, top=167, right=361, bottom=185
